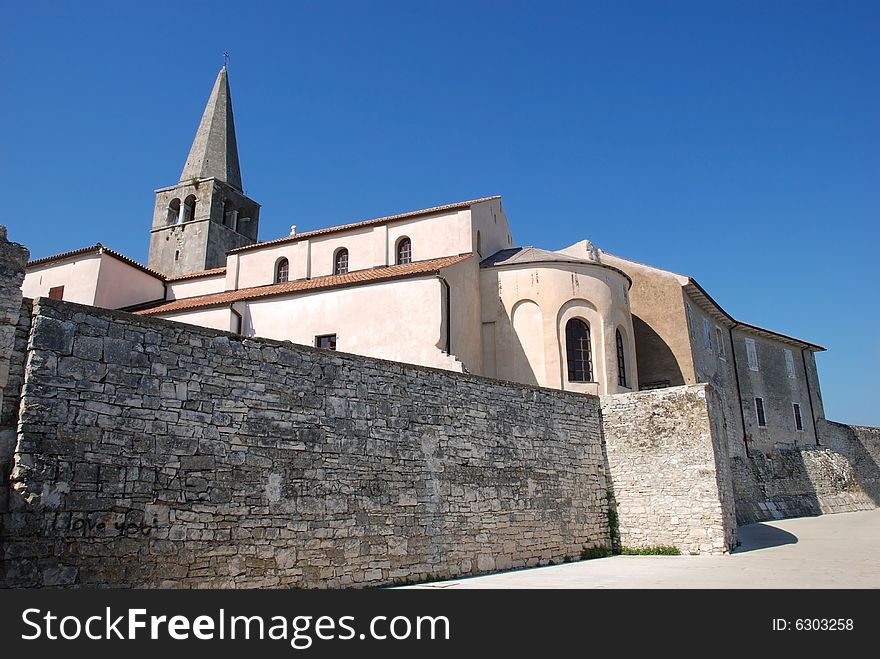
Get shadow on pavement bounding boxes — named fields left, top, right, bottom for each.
left=732, top=522, right=799, bottom=553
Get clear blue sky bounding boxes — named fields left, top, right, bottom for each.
left=3, top=1, right=878, bottom=425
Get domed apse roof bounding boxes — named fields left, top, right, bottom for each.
left=479, top=246, right=595, bottom=268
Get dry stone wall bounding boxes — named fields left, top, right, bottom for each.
left=2, top=298, right=611, bottom=588
left=733, top=422, right=880, bottom=524
left=600, top=385, right=737, bottom=554
left=822, top=421, right=880, bottom=503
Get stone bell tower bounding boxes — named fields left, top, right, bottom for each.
left=147, top=66, right=260, bottom=277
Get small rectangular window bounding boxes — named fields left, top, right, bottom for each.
left=784, top=348, right=795, bottom=379
left=702, top=317, right=712, bottom=351
left=793, top=403, right=804, bottom=431
left=48, top=286, right=64, bottom=300
left=315, top=334, right=337, bottom=350
left=755, top=397, right=766, bottom=427
left=715, top=327, right=726, bottom=359
left=685, top=302, right=696, bottom=340
left=745, top=338, right=759, bottom=371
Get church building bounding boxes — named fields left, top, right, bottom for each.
left=21, top=66, right=828, bottom=459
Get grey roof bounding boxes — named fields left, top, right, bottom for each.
left=180, top=66, right=243, bottom=191
left=480, top=247, right=593, bottom=268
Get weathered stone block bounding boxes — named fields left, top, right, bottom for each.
left=30, top=316, right=74, bottom=355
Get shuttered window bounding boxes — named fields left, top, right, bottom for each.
left=784, top=349, right=795, bottom=378
left=745, top=338, right=759, bottom=371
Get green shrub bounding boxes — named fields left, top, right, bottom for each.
left=579, top=546, right=612, bottom=560
left=620, top=545, right=681, bottom=556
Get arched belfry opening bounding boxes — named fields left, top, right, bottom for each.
left=222, top=199, right=238, bottom=230
left=183, top=195, right=197, bottom=223
left=167, top=198, right=181, bottom=225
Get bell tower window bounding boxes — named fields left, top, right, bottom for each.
left=168, top=198, right=181, bottom=225
left=183, top=195, right=197, bottom=223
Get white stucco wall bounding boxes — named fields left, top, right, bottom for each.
left=159, top=307, right=236, bottom=333
left=470, top=198, right=514, bottom=261
left=439, top=256, right=482, bottom=374
left=94, top=255, right=166, bottom=309
left=166, top=274, right=226, bottom=301
left=22, top=254, right=102, bottom=305
left=383, top=210, right=472, bottom=267
left=308, top=227, right=377, bottom=279
left=225, top=207, right=480, bottom=292
left=480, top=262, right=635, bottom=395
left=156, top=276, right=463, bottom=371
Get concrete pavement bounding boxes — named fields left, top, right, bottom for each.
left=403, top=508, right=880, bottom=589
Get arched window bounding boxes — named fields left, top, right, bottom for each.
left=183, top=195, right=197, bottom=222
left=565, top=318, right=593, bottom=382
left=275, top=258, right=289, bottom=284
left=168, top=198, right=181, bottom=225
left=222, top=199, right=237, bottom=230
left=476, top=230, right=482, bottom=256
left=396, top=237, right=412, bottom=265
left=616, top=329, right=627, bottom=388
left=334, top=248, right=349, bottom=275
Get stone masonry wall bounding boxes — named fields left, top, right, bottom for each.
left=1, top=299, right=32, bottom=513
left=0, top=226, right=28, bottom=517
left=822, top=421, right=880, bottom=503
left=600, top=385, right=737, bottom=554
left=732, top=421, right=880, bottom=524
left=2, top=297, right=610, bottom=588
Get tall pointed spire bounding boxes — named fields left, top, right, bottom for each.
left=180, top=66, right=243, bottom=191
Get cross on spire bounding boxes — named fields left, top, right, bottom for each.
left=223, top=51, right=230, bottom=69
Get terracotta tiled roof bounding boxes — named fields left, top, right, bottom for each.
left=227, top=196, right=501, bottom=255
left=165, top=267, right=227, bottom=282
left=26, top=244, right=165, bottom=279
left=136, top=253, right=473, bottom=315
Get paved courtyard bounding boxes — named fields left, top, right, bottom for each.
left=405, top=509, right=880, bottom=589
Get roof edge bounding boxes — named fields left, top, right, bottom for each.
left=598, top=250, right=825, bottom=351
left=138, top=253, right=472, bottom=316
left=27, top=244, right=166, bottom=280
left=227, top=195, right=501, bottom=256
left=166, top=267, right=227, bottom=282
left=685, top=279, right=826, bottom=351
left=480, top=250, right=633, bottom=289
